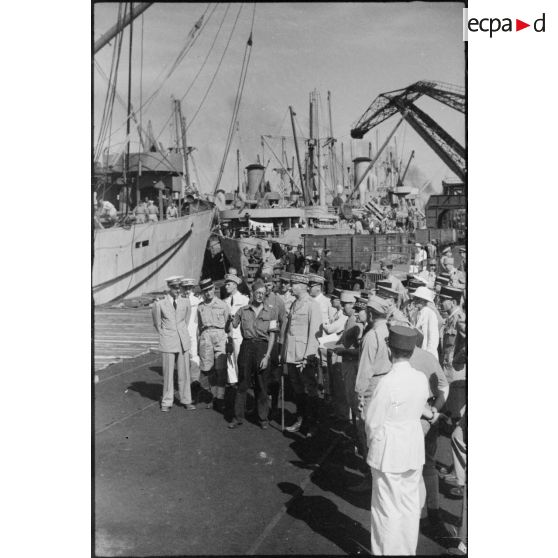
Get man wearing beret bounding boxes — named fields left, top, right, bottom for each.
left=365, top=326, right=430, bottom=555
left=197, top=278, right=231, bottom=411
left=222, top=274, right=250, bottom=384
left=282, top=274, right=322, bottom=436
left=152, top=277, right=195, bottom=412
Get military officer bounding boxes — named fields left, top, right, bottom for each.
left=439, top=285, right=466, bottom=371
left=222, top=274, right=250, bottom=384
left=308, top=274, right=330, bottom=327
left=365, top=326, right=430, bottom=556
left=152, top=277, right=195, bottom=412
left=445, top=258, right=466, bottom=289
left=277, top=272, right=295, bottom=314
left=439, top=246, right=453, bottom=272
left=418, top=260, right=438, bottom=289
left=376, top=283, right=411, bottom=327
left=379, top=261, right=409, bottom=306
left=282, top=273, right=322, bottom=436
left=228, top=279, right=279, bottom=429
left=197, top=278, right=231, bottom=411
left=180, top=277, right=202, bottom=385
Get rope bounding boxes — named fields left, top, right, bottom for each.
left=154, top=3, right=229, bottom=144
left=186, top=3, right=244, bottom=133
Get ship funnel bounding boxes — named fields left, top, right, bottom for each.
left=246, top=164, right=265, bottom=199
left=353, top=157, right=371, bottom=205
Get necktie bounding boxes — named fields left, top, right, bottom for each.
left=173, top=299, right=177, bottom=310
left=231, top=296, right=234, bottom=307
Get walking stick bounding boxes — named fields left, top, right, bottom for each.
left=281, top=374, right=285, bottom=432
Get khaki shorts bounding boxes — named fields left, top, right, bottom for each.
left=199, top=329, right=227, bottom=372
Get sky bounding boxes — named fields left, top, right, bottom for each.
left=93, top=1, right=465, bottom=197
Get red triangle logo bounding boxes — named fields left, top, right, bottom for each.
left=516, top=19, right=530, bottom=31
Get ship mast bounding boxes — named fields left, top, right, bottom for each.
left=289, top=106, right=306, bottom=205
left=123, top=1, right=134, bottom=217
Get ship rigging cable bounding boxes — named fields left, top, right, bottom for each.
left=95, top=3, right=127, bottom=161
left=213, top=3, right=256, bottom=193
left=98, top=4, right=213, bottom=150
left=186, top=3, right=244, bottom=133
left=154, top=3, right=231, bottom=145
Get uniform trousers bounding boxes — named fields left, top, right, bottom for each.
left=451, top=417, right=467, bottom=486
left=421, top=421, right=440, bottom=512
left=342, top=359, right=368, bottom=456
left=161, top=350, right=192, bottom=407
left=286, top=361, right=320, bottom=427
left=370, top=467, right=422, bottom=556
left=199, top=329, right=227, bottom=398
left=328, top=351, right=349, bottom=420
left=235, top=339, right=271, bottom=423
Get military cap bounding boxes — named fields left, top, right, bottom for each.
left=166, top=276, right=184, bottom=286
left=340, top=290, right=356, bottom=303
left=439, top=285, right=463, bottom=301
left=224, top=273, right=242, bottom=286
left=376, top=285, right=399, bottom=300
left=441, top=246, right=452, bottom=255
left=273, top=263, right=283, bottom=271
left=408, top=278, right=425, bottom=290
left=445, top=257, right=455, bottom=265
left=179, top=277, right=196, bottom=287
left=199, top=278, right=214, bottom=291
left=280, top=271, right=292, bottom=282
left=412, top=286, right=435, bottom=303
left=330, top=288, right=342, bottom=300
left=261, top=273, right=273, bottom=282
left=354, top=296, right=368, bottom=310
left=415, top=242, right=422, bottom=247
left=376, top=280, right=392, bottom=290
left=308, top=274, right=325, bottom=285
left=388, top=325, right=418, bottom=351
left=435, top=274, right=451, bottom=286
left=367, top=295, right=388, bottom=315
left=412, top=275, right=428, bottom=285
left=290, top=273, right=309, bottom=285
left=459, top=247, right=467, bottom=253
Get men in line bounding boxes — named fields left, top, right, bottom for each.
left=365, top=326, right=430, bottom=556
left=152, top=277, right=195, bottom=412
left=222, top=274, right=250, bottom=385
left=197, top=278, right=230, bottom=411
left=228, top=279, right=279, bottom=430
left=282, top=274, right=322, bottom=436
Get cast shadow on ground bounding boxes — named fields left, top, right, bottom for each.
left=127, top=381, right=162, bottom=402
left=278, top=481, right=370, bottom=555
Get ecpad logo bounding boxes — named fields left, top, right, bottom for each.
left=467, top=12, right=545, bottom=38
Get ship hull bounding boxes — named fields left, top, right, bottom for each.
left=93, top=209, right=215, bottom=305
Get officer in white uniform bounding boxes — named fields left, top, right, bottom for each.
left=222, top=273, right=250, bottom=384
left=365, top=325, right=430, bottom=556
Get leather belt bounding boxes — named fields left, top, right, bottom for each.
left=201, top=326, right=224, bottom=332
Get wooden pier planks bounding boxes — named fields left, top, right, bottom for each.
left=94, top=307, right=158, bottom=371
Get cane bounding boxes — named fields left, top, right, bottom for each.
left=281, top=374, right=285, bottom=432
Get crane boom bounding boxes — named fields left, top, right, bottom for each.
left=350, top=80, right=466, bottom=181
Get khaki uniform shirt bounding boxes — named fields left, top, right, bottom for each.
left=282, top=294, right=322, bottom=363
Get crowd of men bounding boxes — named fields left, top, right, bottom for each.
left=151, top=244, right=467, bottom=556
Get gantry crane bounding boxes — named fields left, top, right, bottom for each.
left=350, top=81, right=466, bottom=182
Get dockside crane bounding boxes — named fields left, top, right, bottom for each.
left=350, top=80, right=466, bottom=182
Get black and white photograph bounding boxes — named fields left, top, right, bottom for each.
left=92, top=2, right=467, bottom=555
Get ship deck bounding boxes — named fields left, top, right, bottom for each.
left=94, top=307, right=465, bottom=556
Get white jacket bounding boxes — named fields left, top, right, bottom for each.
left=365, top=361, right=429, bottom=472
left=415, top=305, right=440, bottom=357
